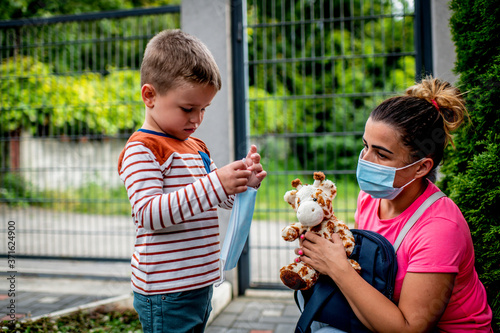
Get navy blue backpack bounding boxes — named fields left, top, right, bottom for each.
left=294, top=191, right=446, bottom=333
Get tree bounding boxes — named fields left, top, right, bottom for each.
left=247, top=0, right=416, bottom=172
left=440, top=0, right=500, bottom=329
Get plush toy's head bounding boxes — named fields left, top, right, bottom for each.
left=283, top=172, right=337, bottom=227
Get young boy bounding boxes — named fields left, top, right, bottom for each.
left=117, top=29, right=266, bottom=333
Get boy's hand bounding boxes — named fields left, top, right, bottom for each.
left=245, top=145, right=267, bottom=188
left=216, top=160, right=251, bottom=195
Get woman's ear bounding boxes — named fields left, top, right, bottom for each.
left=415, top=158, right=434, bottom=178
left=141, top=84, right=156, bottom=108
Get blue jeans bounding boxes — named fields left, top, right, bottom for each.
left=133, top=286, right=213, bottom=333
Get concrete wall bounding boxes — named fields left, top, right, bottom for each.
left=181, top=0, right=238, bottom=293
left=20, top=133, right=125, bottom=190
left=181, top=0, right=234, bottom=168
left=431, top=0, right=458, bottom=84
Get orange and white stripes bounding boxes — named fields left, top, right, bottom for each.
left=118, top=130, right=233, bottom=294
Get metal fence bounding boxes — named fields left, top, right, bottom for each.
left=242, top=0, right=426, bottom=288
left=0, top=1, right=431, bottom=291
left=0, top=6, right=180, bottom=260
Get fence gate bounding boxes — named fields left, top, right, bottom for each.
left=0, top=7, right=180, bottom=261
left=239, top=0, right=431, bottom=290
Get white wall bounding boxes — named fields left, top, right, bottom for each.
left=181, top=0, right=234, bottom=168
left=181, top=0, right=238, bottom=292
left=20, top=133, right=126, bottom=190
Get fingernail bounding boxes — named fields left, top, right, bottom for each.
left=295, top=257, right=300, bottom=263
left=298, top=250, right=303, bottom=256
left=300, top=234, right=305, bottom=240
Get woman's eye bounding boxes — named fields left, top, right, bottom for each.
left=181, top=107, right=192, bottom=112
left=377, top=152, right=387, bottom=159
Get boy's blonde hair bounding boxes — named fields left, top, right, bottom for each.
left=140, top=29, right=222, bottom=94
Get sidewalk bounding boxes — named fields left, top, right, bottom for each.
left=0, top=259, right=300, bottom=332
left=206, top=289, right=299, bottom=333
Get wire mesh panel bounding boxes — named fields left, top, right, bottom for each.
left=0, top=7, right=180, bottom=260
left=245, top=0, right=417, bottom=287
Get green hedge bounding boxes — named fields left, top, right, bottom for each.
left=0, top=56, right=143, bottom=135
left=440, top=0, right=500, bottom=330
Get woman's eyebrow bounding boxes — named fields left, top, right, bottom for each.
left=362, top=137, right=394, bottom=154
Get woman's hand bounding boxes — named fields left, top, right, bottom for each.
left=295, top=232, right=352, bottom=278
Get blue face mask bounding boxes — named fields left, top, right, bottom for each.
left=356, top=150, right=423, bottom=200
left=216, top=186, right=257, bottom=287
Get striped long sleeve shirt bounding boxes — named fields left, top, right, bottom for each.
left=118, top=129, right=234, bottom=295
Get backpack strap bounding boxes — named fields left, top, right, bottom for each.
left=294, top=279, right=338, bottom=333
left=393, top=191, right=446, bottom=253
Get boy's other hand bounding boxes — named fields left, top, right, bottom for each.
left=245, top=145, right=267, bottom=188
left=216, top=160, right=251, bottom=195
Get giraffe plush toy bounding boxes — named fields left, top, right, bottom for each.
left=280, top=172, right=361, bottom=290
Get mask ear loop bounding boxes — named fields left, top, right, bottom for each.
left=395, top=157, right=426, bottom=171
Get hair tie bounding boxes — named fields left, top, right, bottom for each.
left=431, top=99, right=440, bottom=111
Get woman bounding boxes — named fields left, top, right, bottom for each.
left=297, top=77, right=493, bottom=332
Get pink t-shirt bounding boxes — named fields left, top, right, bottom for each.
left=355, top=180, right=492, bottom=332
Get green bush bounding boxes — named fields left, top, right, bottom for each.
left=440, top=0, right=500, bottom=329
left=0, top=172, right=35, bottom=206
left=0, top=56, right=143, bottom=136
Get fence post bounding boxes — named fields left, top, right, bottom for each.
left=414, top=0, right=433, bottom=81
left=230, top=0, right=251, bottom=295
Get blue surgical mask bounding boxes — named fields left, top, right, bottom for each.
left=216, top=186, right=257, bottom=287
left=356, top=150, right=423, bottom=200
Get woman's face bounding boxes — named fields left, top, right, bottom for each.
left=361, top=117, right=420, bottom=188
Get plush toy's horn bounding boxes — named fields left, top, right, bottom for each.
left=313, top=172, right=325, bottom=181
left=313, top=172, right=325, bottom=187
left=291, top=178, right=302, bottom=190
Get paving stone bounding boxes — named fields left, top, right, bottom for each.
left=224, top=299, right=248, bottom=313
left=226, top=329, right=249, bottom=333
left=275, top=323, right=297, bottom=333
left=233, top=321, right=275, bottom=331
left=283, top=303, right=301, bottom=317
left=205, top=327, right=229, bottom=333
left=210, top=312, right=238, bottom=327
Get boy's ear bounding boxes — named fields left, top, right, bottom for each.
left=141, top=84, right=156, bottom=108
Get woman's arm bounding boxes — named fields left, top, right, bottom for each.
left=299, top=232, right=455, bottom=333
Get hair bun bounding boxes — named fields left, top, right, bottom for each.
left=405, top=76, right=468, bottom=147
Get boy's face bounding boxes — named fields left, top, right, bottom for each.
left=142, top=82, right=217, bottom=140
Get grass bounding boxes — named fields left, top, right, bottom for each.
left=1, top=306, right=141, bottom=333
left=35, top=183, right=132, bottom=216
